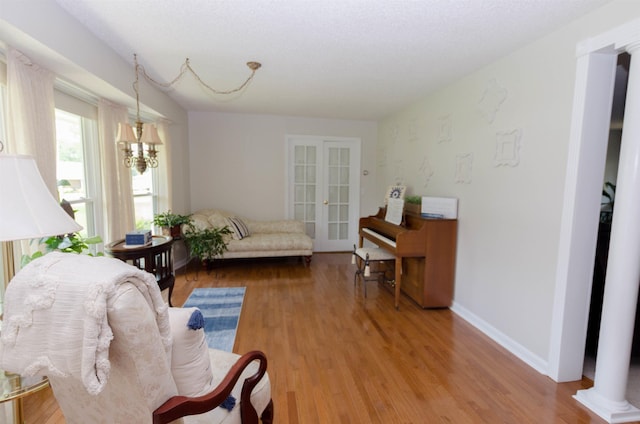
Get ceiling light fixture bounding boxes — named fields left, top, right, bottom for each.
left=117, top=54, right=261, bottom=174
left=116, top=54, right=162, bottom=175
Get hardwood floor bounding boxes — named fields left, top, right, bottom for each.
left=24, top=253, right=604, bottom=423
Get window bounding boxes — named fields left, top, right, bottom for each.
left=55, top=100, right=160, bottom=241
left=55, top=108, right=102, bottom=240
left=132, top=165, right=156, bottom=230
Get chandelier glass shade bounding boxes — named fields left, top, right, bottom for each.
left=116, top=121, right=161, bottom=175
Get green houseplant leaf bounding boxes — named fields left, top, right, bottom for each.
left=183, top=223, right=232, bottom=263
left=21, top=232, right=104, bottom=267
left=153, top=211, right=192, bottom=227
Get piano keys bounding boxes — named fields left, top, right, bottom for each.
left=358, top=207, right=457, bottom=309
left=361, top=228, right=396, bottom=248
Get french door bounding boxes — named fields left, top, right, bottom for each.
left=286, top=136, right=361, bottom=252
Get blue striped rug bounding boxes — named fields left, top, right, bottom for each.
left=182, top=287, right=245, bottom=352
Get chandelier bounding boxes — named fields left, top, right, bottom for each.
left=117, top=54, right=261, bottom=174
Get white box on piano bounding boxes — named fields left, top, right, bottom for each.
left=421, top=196, right=458, bottom=219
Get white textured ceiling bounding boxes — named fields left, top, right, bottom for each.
left=53, top=0, right=610, bottom=120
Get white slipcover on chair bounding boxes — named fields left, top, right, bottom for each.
left=0, top=252, right=272, bottom=424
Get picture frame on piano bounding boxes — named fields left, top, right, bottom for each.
left=384, top=185, right=406, bottom=204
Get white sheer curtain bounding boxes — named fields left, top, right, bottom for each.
left=6, top=47, right=57, bottom=196
left=156, top=119, right=173, bottom=211
left=98, top=99, right=135, bottom=243
left=5, top=47, right=58, bottom=275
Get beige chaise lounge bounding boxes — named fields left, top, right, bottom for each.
left=190, top=209, right=313, bottom=262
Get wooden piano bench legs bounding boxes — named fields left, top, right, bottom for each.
left=352, top=245, right=396, bottom=299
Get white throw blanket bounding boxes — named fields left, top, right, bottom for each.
left=0, top=252, right=171, bottom=395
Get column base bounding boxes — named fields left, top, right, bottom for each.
left=575, top=388, right=640, bottom=423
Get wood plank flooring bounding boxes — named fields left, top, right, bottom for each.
left=24, top=253, right=604, bottom=423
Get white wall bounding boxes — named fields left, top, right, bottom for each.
left=377, top=1, right=640, bottom=370
left=188, top=111, right=378, bottom=220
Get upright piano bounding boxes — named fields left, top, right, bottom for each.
left=358, top=207, right=457, bottom=309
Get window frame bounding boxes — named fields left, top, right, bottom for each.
left=131, top=163, right=159, bottom=230
left=54, top=106, right=104, bottom=245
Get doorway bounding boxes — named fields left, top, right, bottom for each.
left=583, top=51, right=627, bottom=375
left=286, top=135, right=361, bottom=252
left=549, top=18, right=640, bottom=391
left=548, top=36, right=619, bottom=382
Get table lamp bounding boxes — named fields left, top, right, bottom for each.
left=0, top=154, right=83, bottom=424
left=0, top=154, right=83, bottom=285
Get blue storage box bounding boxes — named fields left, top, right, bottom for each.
left=125, top=230, right=152, bottom=246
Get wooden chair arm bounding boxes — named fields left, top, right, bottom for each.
left=152, top=350, right=268, bottom=424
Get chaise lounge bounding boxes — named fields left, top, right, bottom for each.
left=190, top=209, right=313, bottom=263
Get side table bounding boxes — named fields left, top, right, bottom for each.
left=0, top=371, right=49, bottom=424
left=105, top=235, right=175, bottom=306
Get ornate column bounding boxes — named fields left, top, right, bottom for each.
left=575, top=42, right=640, bottom=423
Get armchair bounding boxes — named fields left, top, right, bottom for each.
left=0, top=252, right=273, bottom=423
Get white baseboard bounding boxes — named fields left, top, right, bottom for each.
left=451, top=301, right=548, bottom=376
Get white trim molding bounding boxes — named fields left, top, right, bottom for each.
left=451, top=301, right=548, bottom=375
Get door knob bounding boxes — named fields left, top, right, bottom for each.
left=323, top=200, right=329, bottom=205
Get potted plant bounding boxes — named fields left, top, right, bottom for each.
left=153, top=211, right=192, bottom=238
left=182, top=223, right=232, bottom=267
left=22, top=232, right=104, bottom=266
left=405, top=195, right=422, bottom=215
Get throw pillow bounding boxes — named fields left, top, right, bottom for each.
left=168, top=307, right=214, bottom=397
left=227, top=216, right=250, bottom=240
left=207, top=211, right=229, bottom=229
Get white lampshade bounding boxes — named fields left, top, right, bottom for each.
left=116, top=123, right=137, bottom=144
left=140, top=124, right=162, bottom=145
left=0, top=155, right=82, bottom=241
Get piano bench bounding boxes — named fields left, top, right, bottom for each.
left=353, top=247, right=395, bottom=298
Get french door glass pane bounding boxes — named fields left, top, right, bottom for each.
left=328, top=148, right=339, bottom=165
left=326, top=147, right=350, bottom=241
left=328, top=223, right=338, bottom=240
left=328, top=167, right=339, bottom=184
left=306, top=166, right=316, bottom=183
left=340, top=167, right=349, bottom=184
left=340, top=205, right=349, bottom=221
left=328, top=205, right=338, bottom=221
left=305, top=147, right=316, bottom=163
left=340, top=149, right=350, bottom=165
left=340, top=186, right=349, bottom=203
left=292, top=145, right=316, bottom=238
left=305, top=204, right=315, bottom=221
left=305, top=185, right=315, bottom=202
left=328, top=186, right=339, bottom=203
left=339, top=223, right=348, bottom=239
